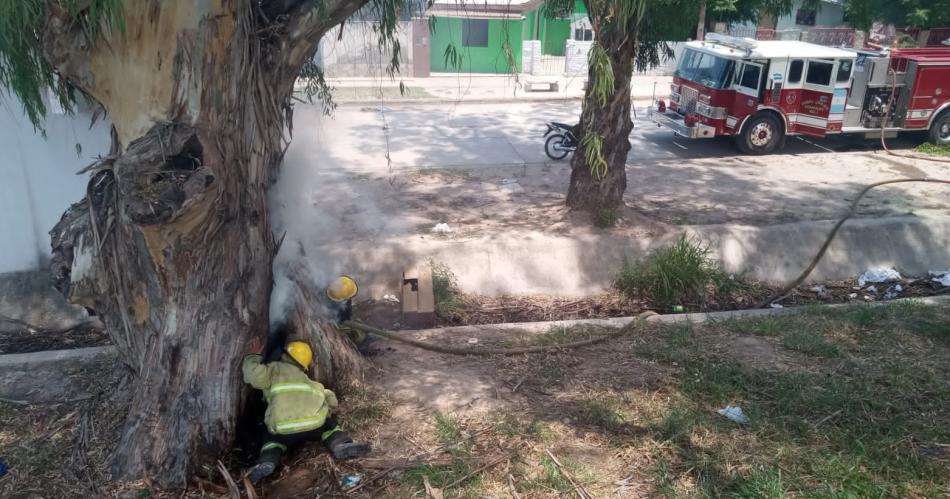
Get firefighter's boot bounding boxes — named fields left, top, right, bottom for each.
left=324, top=430, right=370, bottom=460
left=248, top=443, right=284, bottom=483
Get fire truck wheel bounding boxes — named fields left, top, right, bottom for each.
left=737, top=114, right=783, bottom=155
left=930, top=111, right=950, bottom=146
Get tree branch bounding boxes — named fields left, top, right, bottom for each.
left=279, top=0, right=368, bottom=72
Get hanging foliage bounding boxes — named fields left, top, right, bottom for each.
left=0, top=0, right=122, bottom=127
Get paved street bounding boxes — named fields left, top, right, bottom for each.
left=294, top=99, right=926, bottom=171
left=274, top=100, right=950, bottom=297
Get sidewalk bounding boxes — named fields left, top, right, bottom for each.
left=310, top=73, right=673, bottom=105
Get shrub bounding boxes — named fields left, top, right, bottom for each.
left=615, top=234, right=725, bottom=308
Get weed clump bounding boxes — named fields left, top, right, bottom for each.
left=430, top=261, right=463, bottom=318
left=615, top=234, right=730, bottom=309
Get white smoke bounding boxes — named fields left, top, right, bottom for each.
left=267, top=106, right=348, bottom=329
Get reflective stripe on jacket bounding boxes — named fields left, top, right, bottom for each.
left=242, top=354, right=339, bottom=435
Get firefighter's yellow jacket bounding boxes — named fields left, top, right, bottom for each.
left=242, top=354, right=338, bottom=435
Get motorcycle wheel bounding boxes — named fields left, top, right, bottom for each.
left=544, top=134, right=570, bottom=160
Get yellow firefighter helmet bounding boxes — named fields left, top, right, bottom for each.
left=327, top=275, right=358, bottom=303
left=285, top=341, right=313, bottom=368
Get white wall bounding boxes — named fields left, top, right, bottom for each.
left=776, top=0, right=846, bottom=30
left=316, top=21, right=413, bottom=78
left=0, top=96, right=111, bottom=273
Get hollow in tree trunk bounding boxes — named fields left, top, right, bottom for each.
left=43, top=0, right=367, bottom=488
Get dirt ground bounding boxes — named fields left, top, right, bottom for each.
left=4, top=300, right=948, bottom=498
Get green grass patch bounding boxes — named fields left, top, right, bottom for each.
left=627, top=303, right=950, bottom=497
left=594, top=208, right=619, bottom=228
left=431, top=261, right=464, bottom=318
left=635, top=323, right=697, bottom=365
left=780, top=328, right=842, bottom=357
left=915, top=142, right=950, bottom=157
left=574, top=397, right=627, bottom=433
left=615, top=234, right=730, bottom=309
left=520, top=456, right=593, bottom=495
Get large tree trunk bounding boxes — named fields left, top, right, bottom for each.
left=566, top=41, right=636, bottom=211
left=43, top=0, right=366, bottom=488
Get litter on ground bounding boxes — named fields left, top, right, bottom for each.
left=717, top=405, right=750, bottom=424
left=930, top=270, right=950, bottom=287
left=431, top=223, right=452, bottom=234
left=858, top=268, right=902, bottom=287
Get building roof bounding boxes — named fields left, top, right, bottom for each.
left=430, top=0, right=544, bottom=18
left=691, top=39, right=857, bottom=60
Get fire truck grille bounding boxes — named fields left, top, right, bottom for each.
left=679, top=86, right=699, bottom=115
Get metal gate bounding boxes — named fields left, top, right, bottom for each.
left=538, top=55, right=566, bottom=75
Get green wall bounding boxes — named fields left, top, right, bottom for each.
left=524, top=1, right=589, bottom=56
left=541, top=18, right=571, bottom=55
left=429, top=17, right=523, bottom=74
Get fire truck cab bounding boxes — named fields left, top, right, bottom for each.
left=651, top=33, right=950, bottom=154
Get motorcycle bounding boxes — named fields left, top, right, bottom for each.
left=543, top=122, right=578, bottom=160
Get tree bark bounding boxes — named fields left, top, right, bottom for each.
left=43, top=0, right=367, bottom=488
left=566, top=41, right=636, bottom=212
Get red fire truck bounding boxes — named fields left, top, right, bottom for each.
left=651, top=33, right=950, bottom=154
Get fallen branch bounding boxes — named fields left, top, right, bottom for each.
left=442, top=454, right=509, bottom=491
left=545, top=450, right=593, bottom=499
left=0, top=396, right=30, bottom=406
left=216, top=460, right=240, bottom=499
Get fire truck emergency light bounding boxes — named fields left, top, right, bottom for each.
left=704, top=33, right=758, bottom=53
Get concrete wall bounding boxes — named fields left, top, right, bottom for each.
left=429, top=17, right=523, bottom=74
left=564, top=39, right=591, bottom=75
left=558, top=41, right=684, bottom=77
left=776, top=0, right=846, bottom=30
left=522, top=40, right=542, bottom=74
left=0, top=97, right=111, bottom=273
left=316, top=21, right=413, bottom=77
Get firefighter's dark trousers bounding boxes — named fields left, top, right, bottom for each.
left=256, top=416, right=345, bottom=467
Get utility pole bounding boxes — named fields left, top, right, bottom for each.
left=697, top=1, right=706, bottom=41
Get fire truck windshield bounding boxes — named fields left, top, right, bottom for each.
left=676, top=48, right=735, bottom=89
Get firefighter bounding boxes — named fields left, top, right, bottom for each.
left=326, top=275, right=358, bottom=323
left=243, top=338, right=370, bottom=483
left=327, top=275, right=372, bottom=345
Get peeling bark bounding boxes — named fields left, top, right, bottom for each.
left=44, top=0, right=369, bottom=487
left=566, top=42, right=636, bottom=211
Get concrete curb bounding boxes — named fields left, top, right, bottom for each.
left=322, top=215, right=950, bottom=298
left=0, top=346, right=116, bottom=403
left=0, top=345, right=116, bottom=369
left=386, top=294, right=950, bottom=339
left=333, top=95, right=656, bottom=107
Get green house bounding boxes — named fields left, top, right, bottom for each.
left=428, top=0, right=589, bottom=74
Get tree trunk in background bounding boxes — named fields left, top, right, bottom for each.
left=43, top=0, right=366, bottom=487
left=566, top=41, right=636, bottom=212
left=697, top=1, right=707, bottom=41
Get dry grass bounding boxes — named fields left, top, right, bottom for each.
left=3, top=301, right=948, bottom=498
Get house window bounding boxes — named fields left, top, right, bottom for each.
left=462, top=19, right=489, bottom=47
left=806, top=60, right=834, bottom=86
left=836, top=59, right=853, bottom=82
left=574, top=28, right=593, bottom=41
left=788, top=60, right=804, bottom=83
left=795, top=8, right=816, bottom=26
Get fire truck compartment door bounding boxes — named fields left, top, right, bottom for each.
left=787, top=59, right=837, bottom=137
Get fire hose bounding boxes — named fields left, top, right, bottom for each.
left=758, top=66, right=950, bottom=307
left=347, top=66, right=950, bottom=345
left=342, top=313, right=657, bottom=356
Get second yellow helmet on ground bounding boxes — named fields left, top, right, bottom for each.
left=327, top=275, right=358, bottom=303
left=285, top=341, right=313, bottom=368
